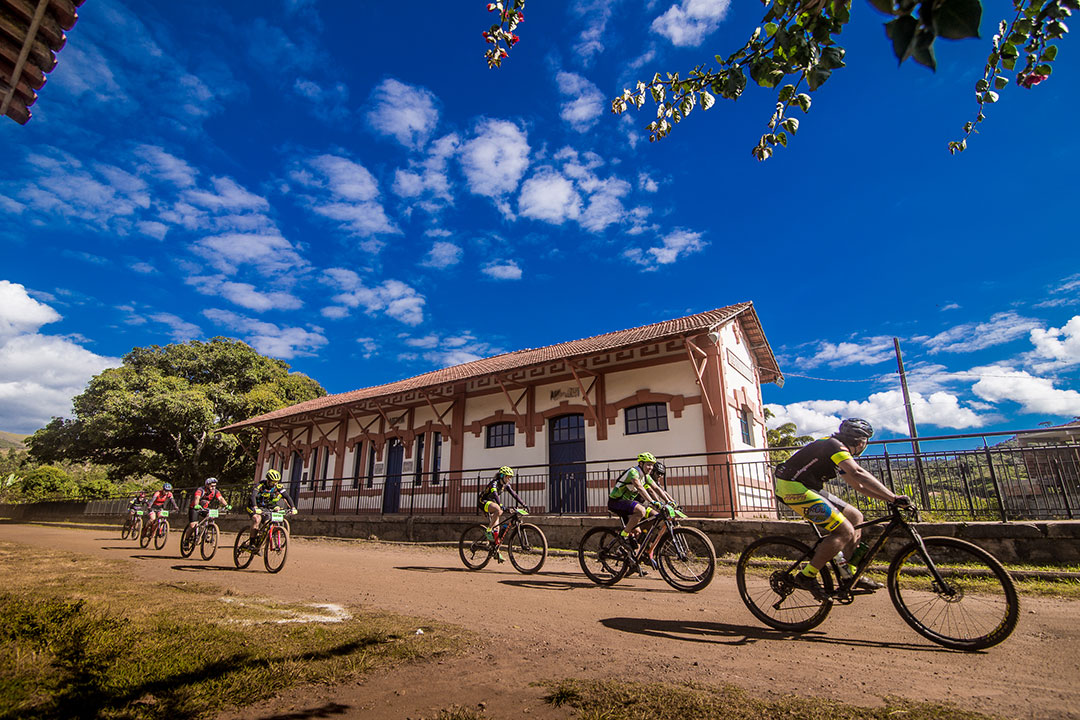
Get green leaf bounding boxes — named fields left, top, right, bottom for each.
left=867, top=0, right=895, bottom=15
left=1042, top=45, right=1059, bottom=61
left=1035, top=63, right=1053, bottom=75
left=932, top=0, right=981, bottom=37
left=750, top=58, right=783, bottom=88
left=796, top=93, right=812, bottom=112
left=982, top=90, right=999, bottom=103
left=819, top=45, right=847, bottom=70
left=778, top=84, right=796, bottom=103
left=781, top=117, right=799, bottom=134
left=993, top=75, right=1008, bottom=90
left=765, top=22, right=779, bottom=37
left=776, top=131, right=788, bottom=147
left=807, top=67, right=832, bottom=90
left=700, top=90, right=715, bottom=110
left=885, top=14, right=919, bottom=64
left=975, top=79, right=989, bottom=91
left=911, top=29, right=937, bottom=71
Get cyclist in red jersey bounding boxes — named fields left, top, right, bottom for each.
left=146, top=482, right=179, bottom=529
left=186, top=477, right=231, bottom=532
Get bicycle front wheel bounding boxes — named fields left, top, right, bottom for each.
left=458, top=524, right=493, bottom=570
left=233, top=529, right=255, bottom=569
left=179, top=526, right=197, bottom=558
left=154, top=520, right=169, bottom=550
left=264, top=525, right=289, bottom=573
left=578, top=527, right=631, bottom=586
left=507, top=523, right=548, bottom=574
left=736, top=536, right=833, bottom=632
left=888, top=537, right=1019, bottom=651
left=200, top=523, right=219, bottom=561
left=656, top=526, right=716, bottom=592
left=121, top=516, right=134, bottom=540
left=139, top=522, right=152, bottom=549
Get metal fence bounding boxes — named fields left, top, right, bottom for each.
left=12, top=428, right=1080, bottom=522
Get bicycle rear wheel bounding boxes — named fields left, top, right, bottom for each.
left=578, top=527, right=631, bottom=586
left=458, top=524, right=494, bottom=570
left=507, top=522, right=548, bottom=574
left=736, top=536, right=833, bottom=632
left=888, top=536, right=1019, bottom=651
left=139, top=522, right=152, bottom=549
left=154, top=520, right=169, bottom=550
left=200, top=523, right=219, bottom=561
left=656, top=526, right=716, bottom=592
left=179, top=526, right=197, bottom=558
left=233, top=529, right=256, bottom=569
left=264, top=525, right=289, bottom=573
left=121, top=516, right=134, bottom=540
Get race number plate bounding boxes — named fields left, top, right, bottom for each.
left=271, top=512, right=284, bottom=522
left=208, top=509, right=219, bottom=518
left=160, top=510, right=169, bottom=517
left=136, top=510, right=144, bottom=516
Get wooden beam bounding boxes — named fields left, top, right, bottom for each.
left=0, top=0, right=53, bottom=122
left=682, top=335, right=716, bottom=420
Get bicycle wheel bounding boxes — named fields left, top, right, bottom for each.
left=264, top=525, right=289, bottom=573
left=888, top=537, right=1019, bottom=651
left=121, top=516, right=134, bottom=540
left=139, top=522, right=153, bottom=549
left=656, top=526, right=716, bottom=592
left=200, top=523, right=219, bottom=561
left=736, top=536, right=834, bottom=632
left=233, top=529, right=256, bottom=569
left=154, top=520, right=169, bottom=550
left=578, top=527, right=631, bottom=586
left=130, top=516, right=143, bottom=541
left=179, top=526, right=197, bottom=558
left=507, top=523, right=548, bottom=574
left=458, top=524, right=494, bottom=570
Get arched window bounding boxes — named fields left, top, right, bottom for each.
left=625, top=402, right=669, bottom=435
left=486, top=421, right=516, bottom=448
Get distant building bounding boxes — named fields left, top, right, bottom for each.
left=219, top=303, right=783, bottom=518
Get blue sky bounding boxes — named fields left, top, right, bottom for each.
left=1, top=0, right=1077, bottom=442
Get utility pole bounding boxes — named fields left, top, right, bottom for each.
left=894, top=337, right=928, bottom=506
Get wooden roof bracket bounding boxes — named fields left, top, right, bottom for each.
left=1, top=0, right=48, bottom=118
left=682, top=335, right=717, bottom=420
left=346, top=406, right=385, bottom=446
left=418, top=388, right=455, bottom=428
left=566, top=361, right=599, bottom=424
left=494, top=374, right=530, bottom=429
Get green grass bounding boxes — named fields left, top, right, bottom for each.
left=541, top=679, right=1004, bottom=720
left=0, top=431, right=27, bottom=450
left=0, top=541, right=473, bottom=720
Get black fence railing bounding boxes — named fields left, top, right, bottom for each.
left=9, top=429, right=1080, bottom=522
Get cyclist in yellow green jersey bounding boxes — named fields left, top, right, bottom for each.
left=773, top=418, right=910, bottom=599
left=608, top=452, right=677, bottom=548
left=241, top=469, right=297, bottom=551
left=477, top=466, right=524, bottom=544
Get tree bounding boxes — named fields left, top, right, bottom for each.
left=19, top=465, right=79, bottom=502
left=28, top=338, right=326, bottom=488
left=485, top=0, right=1073, bottom=158
left=764, top=407, right=814, bottom=463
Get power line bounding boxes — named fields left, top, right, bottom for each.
left=781, top=369, right=1076, bottom=384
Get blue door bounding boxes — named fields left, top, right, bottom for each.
left=549, top=414, right=586, bottom=513
left=289, top=451, right=303, bottom=500
left=382, top=438, right=404, bottom=513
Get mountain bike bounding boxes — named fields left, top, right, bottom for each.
left=138, top=510, right=170, bottom=550
left=180, top=507, right=228, bottom=560
left=233, top=508, right=294, bottom=573
left=578, top=502, right=716, bottom=592
left=459, top=507, right=548, bottom=573
left=736, top=501, right=1019, bottom=651
left=121, top=508, right=144, bottom=540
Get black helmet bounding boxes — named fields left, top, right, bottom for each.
left=650, top=461, right=666, bottom=479
left=836, top=418, right=874, bottom=441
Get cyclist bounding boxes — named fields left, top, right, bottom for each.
left=144, top=482, right=179, bottom=535
left=242, top=469, right=297, bottom=551
left=186, top=476, right=231, bottom=533
left=641, top=461, right=679, bottom=568
left=477, top=466, right=524, bottom=543
left=773, top=417, right=910, bottom=599
left=127, top=489, right=149, bottom=517
left=608, top=452, right=675, bottom=546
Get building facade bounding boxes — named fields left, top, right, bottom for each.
left=220, top=303, right=783, bottom=518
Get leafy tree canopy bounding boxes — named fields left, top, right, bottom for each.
left=764, top=407, right=815, bottom=463
left=28, top=338, right=326, bottom=489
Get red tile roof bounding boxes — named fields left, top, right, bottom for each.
left=219, top=302, right=782, bottom=432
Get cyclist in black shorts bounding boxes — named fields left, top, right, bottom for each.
left=773, top=418, right=910, bottom=599
left=477, top=466, right=523, bottom=543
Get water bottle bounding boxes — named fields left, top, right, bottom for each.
left=849, top=540, right=870, bottom=567
left=835, top=551, right=853, bottom=579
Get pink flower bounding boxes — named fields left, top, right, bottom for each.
left=500, top=48, right=508, bottom=58
left=487, top=3, right=497, bottom=10
left=1020, top=73, right=1049, bottom=88
left=509, top=34, right=520, bottom=46
left=517, top=12, right=524, bottom=22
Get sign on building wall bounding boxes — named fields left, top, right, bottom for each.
left=550, top=386, right=581, bottom=401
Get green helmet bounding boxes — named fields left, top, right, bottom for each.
left=637, top=452, right=657, bottom=464
left=265, top=468, right=281, bottom=483
left=498, top=466, right=514, bottom=477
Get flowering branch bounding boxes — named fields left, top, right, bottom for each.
left=483, top=0, right=525, bottom=69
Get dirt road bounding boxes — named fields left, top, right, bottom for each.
left=1, top=522, right=1076, bottom=720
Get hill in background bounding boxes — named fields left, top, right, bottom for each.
left=0, top=432, right=28, bottom=451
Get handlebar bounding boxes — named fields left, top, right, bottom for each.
left=890, top=499, right=920, bottom=523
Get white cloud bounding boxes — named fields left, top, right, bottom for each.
left=459, top=119, right=531, bottom=201
left=580, top=177, right=631, bottom=232
left=290, top=154, right=399, bottom=243
left=184, top=176, right=268, bottom=213
left=624, top=229, right=705, bottom=267
left=130, top=262, right=157, bottom=274
left=1035, top=274, right=1080, bottom=308
left=134, top=145, right=198, bottom=189
left=193, top=233, right=308, bottom=276
left=399, top=330, right=499, bottom=368
left=203, top=309, right=327, bottom=359
left=638, top=173, right=659, bottom=192
left=556, top=72, right=605, bottom=130
left=571, top=0, right=620, bottom=63
left=366, top=78, right=440, bottom=150
left=916, top=311, right=1041, bottom=354
left=421, top=241, right=463, bottom=269
left=137, top=221, right=169, bottom=240
left=483, top=260, right=523, bottom=281
left=651, top=0, right=731, bottom=46
left=971, top=364, right=1080, bottom=417
left=940, top=303, right=961, bottom=311
left=293, top=78, right=350, bottom=121
left=0, top=281, right=119, bottom=432
left=148, top=312, right=203, bottom=341
left=321, top=269, right=425, bottom=325
left=390, top=133, right=458, bottom=207
left=186, top=276, right=303, bottom=312
left=795, top=336, right=895, bottom=369
left=518, top=169, right=582, bottom=224
left=766, top=388, right=986, bottom=438
left=1026, top=316, right=1080, bottom=372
